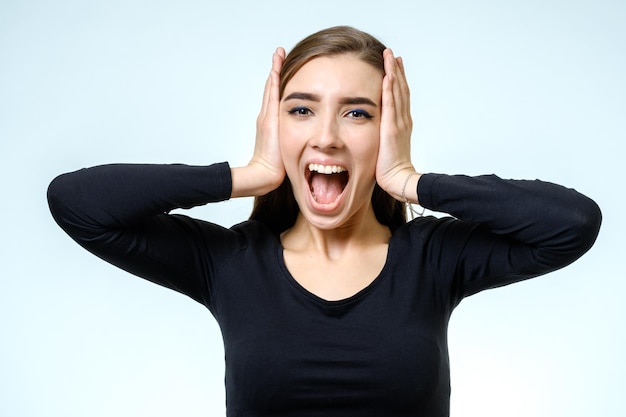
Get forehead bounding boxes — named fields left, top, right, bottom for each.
left=283, top=54, right=383, bottom=99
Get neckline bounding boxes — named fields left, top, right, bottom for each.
left=274, top=231, right=397, bottom=307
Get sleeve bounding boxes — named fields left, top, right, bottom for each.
left=415, top=173, right=602, bottom=306
left=47, top=162, right=241, bottom=307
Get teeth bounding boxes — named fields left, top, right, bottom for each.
left=308, top=163, right=346, bottom=174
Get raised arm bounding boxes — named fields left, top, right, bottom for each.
left=47, top=162, right=240, bottom=306
left=375, top=49, right=601, bottom=304
left=47, top=48, right=287, bottom=307
left=415, top=173, right=602, bottom=304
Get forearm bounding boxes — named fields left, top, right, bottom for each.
left=230, top=163, right=284, bottom=198
left=48, top=162, right=232, bottom=236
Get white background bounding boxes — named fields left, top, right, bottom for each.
left=1, top=0, right=624, bottom=416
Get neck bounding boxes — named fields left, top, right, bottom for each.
left=281, top=203, right=391, bottom=261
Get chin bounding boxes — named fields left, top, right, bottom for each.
left=301, top=211, right=350, bottom=230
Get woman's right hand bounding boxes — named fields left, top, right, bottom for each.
left=231, top=47, right=286, bottom=198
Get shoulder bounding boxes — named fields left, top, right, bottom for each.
left=229, top=219, right=281, bottom=251
left=394, top=215, right=473, bottom=243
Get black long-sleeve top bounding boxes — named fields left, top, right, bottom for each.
left=47, top=162, right=601, bottom=416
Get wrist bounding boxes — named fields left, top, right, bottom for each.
left=379, top=168, right=421, bottom=204
left=401, top=172, right=421, bottom=205
left=230, top=164, right=284, bottom=198
left=397, top=171, right=421, bottom=205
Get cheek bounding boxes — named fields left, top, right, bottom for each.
left=279, top=116, right=314, bottom=154
left=346, top=125, right=380, bottom=162
left=278, top=121, right=304, bottom=171
left=278, top=121, right=294, bottom=155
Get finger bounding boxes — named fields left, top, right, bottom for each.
left=395, top=56, right=410, bottom=108
left=272, top=47, right=285, bottom=74
left=389, top=60, right=407, bottom=129
left=384, top=50, right=406, bottom=117
left=276, top=46, right=286, bottom=61
left=267, top=52, right=281, bottom=115
left=383, top=49, right=411, bottom=133
left=381, top=49, right=398, bottom=128
left=383, top=48, right=396, bottom=76
left=384, top=49, right=401, bottom=114
left=258, top=50, right=278, bottom=123
left=266, top=47, right=284, bottom=117
left=396, top=56, right=406, bottom=77
left=382, top=72, right=394, bottom=113
left=382, top=51, right=394, bottom=99
left=259, top=69, right=272, bottom=119
left=379, top=73, right=396, bottom=182
left=391, top=56, right=411, bottom=129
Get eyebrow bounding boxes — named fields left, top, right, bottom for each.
left=283, top=92, right=377, bottom=107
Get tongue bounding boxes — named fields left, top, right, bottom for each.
left=310, top=173, right=344, bottom=204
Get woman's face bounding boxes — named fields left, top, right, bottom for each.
left=279, top=54, right=383, bottom=229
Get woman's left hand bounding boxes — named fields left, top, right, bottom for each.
left=376, top=48, right=420, bottom=203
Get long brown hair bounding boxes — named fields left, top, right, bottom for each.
left=249, top=26, right=406, bottom=234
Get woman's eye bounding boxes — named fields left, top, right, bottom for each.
left=346, top=109, right=373, bottom=119
left=288, top=107, right=312, bottom=116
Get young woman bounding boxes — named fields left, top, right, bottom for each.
left=48, top=26, right=601, bottom=416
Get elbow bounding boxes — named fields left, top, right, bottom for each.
left=578, top=196, right=602, bottom=248
left=47, top=171, right=86, bottom=234
left=535, top=195, right=602, bottom=273
left=47, top=173, right=69, bottom=226
left=567, top=194, right=602, bottom=257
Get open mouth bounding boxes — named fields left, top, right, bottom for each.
left=306, top=163, right=349, bottom=205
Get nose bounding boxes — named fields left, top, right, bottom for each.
left=309, top=114, right=343, bottom=150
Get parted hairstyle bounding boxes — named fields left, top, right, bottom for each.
left=249, top=26, right=406, bottom=234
